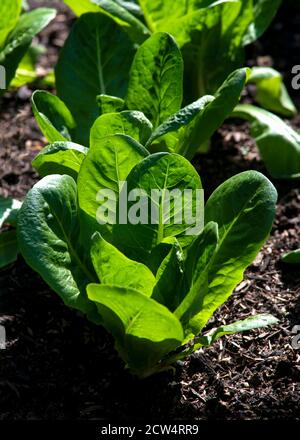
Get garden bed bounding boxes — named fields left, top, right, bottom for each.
left=0, top=0, right=299, bottom=420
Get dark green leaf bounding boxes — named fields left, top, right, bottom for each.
left=177, top=68, right=250, bottom=158
left=143, top=1, right=244, bottom=97
left=146, top=95, right=214, bottom=152
left=138, top=1, right=281, bottom=97
left=174, top=222, right=218, bottom=326
left=282, top=249, right=300, bottom=264
left=92, top=0, right=150, bottom=44
left=147, top=237, right=176, bottom=274
left=0, top=230, right=19, bottom=269
left=243, top=0, right=282, bottom=45
left=55, top=13, right=135, bottom=145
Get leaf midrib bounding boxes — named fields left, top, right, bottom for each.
left=96, top=26, right=106, bottom=94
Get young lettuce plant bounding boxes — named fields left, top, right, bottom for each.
left=32, top=30, right=249, bottom=155
left=61, top=0, right=287, bottom=108
left=33, top=26, right=248, bottom=150
left=18, top=133, right=278, bottom=377
left=0, top=0, right=56, bottom=94
left=32, top=30, right=300, bottom=180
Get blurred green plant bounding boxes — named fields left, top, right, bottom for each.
left=0, top=0, right=56, bottom=94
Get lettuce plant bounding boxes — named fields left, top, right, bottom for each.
left=17, top=133, right=278, bottom=377
left=0, top=0, right=56, bottom=93
left=32, top=29, right=300, bottom=180
left=62, top=0, right=283, bottom=101
left=32, top=31, right=249, bottom=153
left=61, top=1, right=296, bottom=118
left=53, top=2, right=299, bottom=180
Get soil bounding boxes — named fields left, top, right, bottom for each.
left=0, top=1, right=300, bottom=421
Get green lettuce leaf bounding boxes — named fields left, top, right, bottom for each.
left=198, top=314, right=279, bottom=346
left=249, top=66, right=296, bottom=117
left=175, top=222, right=219, bottom=327
left=0, top=0, right=22, bottom=47
left=87, top=283, right=184, bottom=376
left=96, top=94, right=125, bottom=114
left=92, top=0, right=150, bottom=43
left=233, top=104, right=300, bottom=179
left=17, top=174, right=99, bottom=322
left=55, top=13, right=135, bottom=145
left=126, top=32, right=183, bottom=128
left=113, top=152, right=203, bottom=262
left=282, top=249, right=300, bottom=264
left=152, top=239, right=184, bottom=310
left=0, top=230, right=19, bottom=269
left=91, top=232, right=156, bottom=295
left=90, top=111, right=153, bottom=145
left=32, top=141, right=88, bottom=180
left=187, top=171, right=277, bottom=336
left=32, top=90, right=76, bottom=143
left=78, top=134, right=149, bottom=240
left=0, top=8, right=56, bottom=90
left=0, top=197, right=22, bottom=228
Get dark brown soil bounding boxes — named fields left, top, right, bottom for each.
left=0, top=1, right=300, bottom=421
